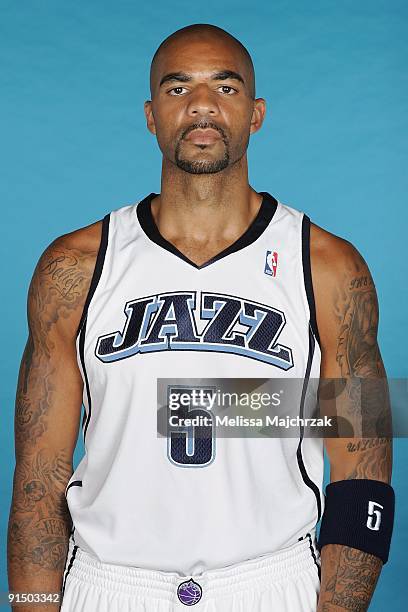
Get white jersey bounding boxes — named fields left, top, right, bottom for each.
left=65, top=191, right=324, bottom=576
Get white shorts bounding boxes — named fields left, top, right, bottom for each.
left=60, top=531, right=321, bottom=611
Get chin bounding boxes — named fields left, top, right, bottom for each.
left=175, top=157, right=230, bottom=174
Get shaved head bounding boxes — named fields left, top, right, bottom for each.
left=150, top=24, right=255, bottom=99
left=144, top=23, right=265, bottom=176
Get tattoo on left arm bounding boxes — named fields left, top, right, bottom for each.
left=319, top=545, right=382, bottom=612
left=317, top=246, right=393, bottom=611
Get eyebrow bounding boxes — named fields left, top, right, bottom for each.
left=159, top=70, right=245, bottom=87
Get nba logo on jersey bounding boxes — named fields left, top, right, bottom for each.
left=264, top=250, right=278, bottom=276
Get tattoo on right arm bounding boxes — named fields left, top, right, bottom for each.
left=8, top=448, right=73, bottom=572
left=15, top=243, right=95, bottom=451
left=8, top=237, right=97, bottom=588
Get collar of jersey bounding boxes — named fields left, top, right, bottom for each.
left=136, top=191, right=278, bottom=270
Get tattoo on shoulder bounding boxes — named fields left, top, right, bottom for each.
left=31, top=240, right=98, bottom=320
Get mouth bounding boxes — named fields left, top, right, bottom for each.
left=183, top=128, right=222, bottom=146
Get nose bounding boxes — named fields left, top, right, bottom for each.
left=186, top=84, right=219, bottom=118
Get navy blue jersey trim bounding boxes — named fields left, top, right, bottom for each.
left=79, top=318, right=92, bottom=444
left=75, top=213, right=109, bottom=447
left=65, top=480, right=82, bottom=497
left=81, top=407, right=86, bottom=431
left=76, top=213, right=110, bottom=339
left=296, top=327, right=322, bottom=522
left=136, top=192, right=278, bottom=270
left=61, top=542, right=78, bottom=599
left=301, top=214, right=321, bottom=347
left=306, top=532, right=321, bottom=581
left=69, top=525, right=76, bottom=544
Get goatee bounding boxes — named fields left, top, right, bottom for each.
left=175, top=120, right=230, bottom=175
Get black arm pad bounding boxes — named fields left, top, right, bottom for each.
left=317, top=479, right=395, bottom=564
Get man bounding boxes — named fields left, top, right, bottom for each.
left=8, top=23, right=394, bottom=612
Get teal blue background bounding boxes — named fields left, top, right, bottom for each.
left=1, top=1, right=406, bottom=609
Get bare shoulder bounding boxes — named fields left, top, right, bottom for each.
left=28, top=219, right=103, bottom=340
left=310, top=221, right=373, bottom=291
left=309, top=222, right=379, bottom=368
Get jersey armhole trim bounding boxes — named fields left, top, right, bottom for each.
left=301, top=214, right=321, bottom=348
left=76, top=213, right=110, bottom=339
left=65, top=480, right=83, bottom=498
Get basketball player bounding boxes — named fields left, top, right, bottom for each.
left=8, top=24, right=394, bottom=612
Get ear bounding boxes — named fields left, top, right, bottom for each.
left=144, top=100, right=156, bottom=135
left=250, top=98, right=266, bottom=135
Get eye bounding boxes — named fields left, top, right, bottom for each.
left=169, top=86, right=188, bottom=96
left=218, top=85, right=237, bottom=94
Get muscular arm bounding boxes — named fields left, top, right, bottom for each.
left=7, top=228, right=99, bottom=611
left=311, top=226, right=392, bottom=611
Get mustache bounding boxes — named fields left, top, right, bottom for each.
left=180, top=120, right=228, bottom=142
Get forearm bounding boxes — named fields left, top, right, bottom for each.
left=7, top=448, right=73, bottom=612
left=316, top=433, right=392, bottom=611
left=317, top=543, right=382, bottom=611
left=316, top=435, right=392, bottom=611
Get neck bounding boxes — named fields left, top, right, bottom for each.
left=152, top=155, right=262, bottom=244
